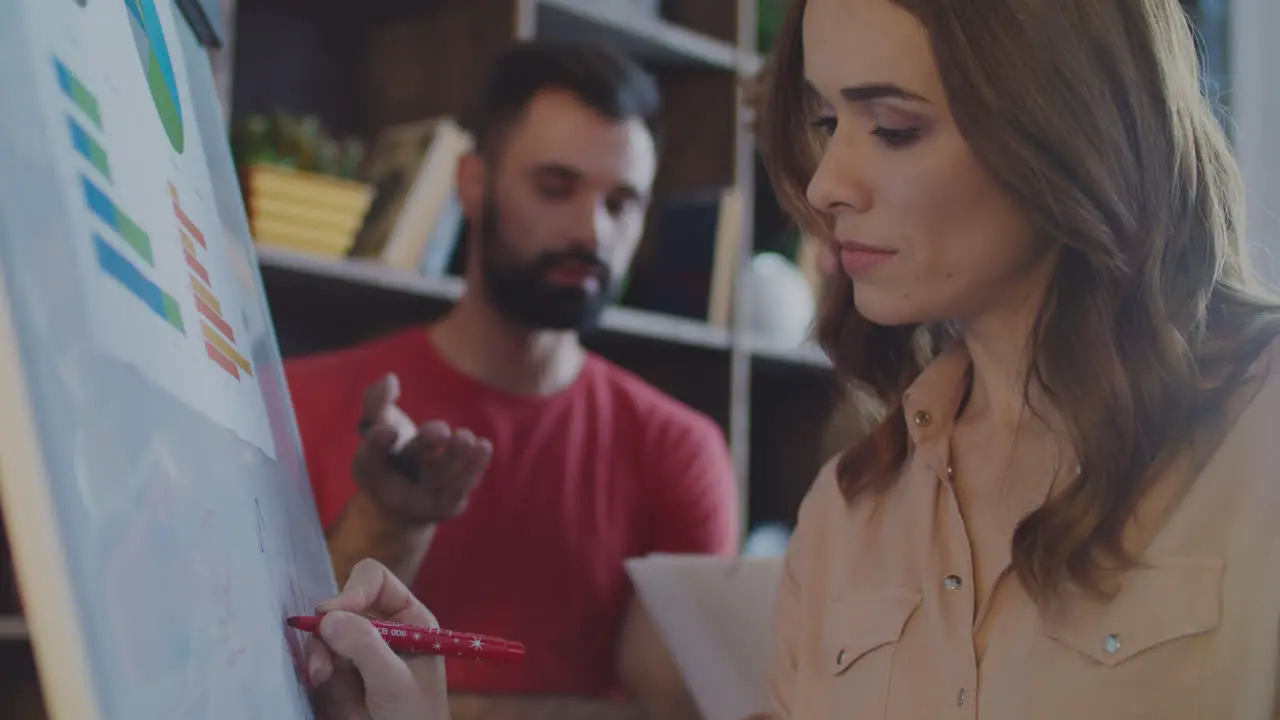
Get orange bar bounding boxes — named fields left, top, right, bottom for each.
left=185, top=249, right=209, bottom=285
left=190, top=275, right=222, bottom=316
left=195, top=294, right=235, bottom=342
left=204, top=339, right=240, bottom=379
left=170, top=185, right=205, bottom=247
left=181, top=231, right=195, bottom=255
left=200, top=320, right=252, bottom=376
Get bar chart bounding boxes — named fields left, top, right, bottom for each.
left=83, top=176, right=154, bottom=266
left=68, top=116, right=110, bottom=180
left=93, top=235, right=184, bottom=332
left=54, top=57, right=101, bottom=130
left=32, top=0, right=278, bottom=461
left=171, top=182, right=253, bottom=381
left=56, top=55, right=185, bottom=335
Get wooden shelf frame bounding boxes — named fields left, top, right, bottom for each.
left=256, top=246, right=738, bottom=352
left=256, top=246, right=828, bottom=366
left=0, top=616, right=28, bottom=642
left=535, top=0, right=744, bottom=70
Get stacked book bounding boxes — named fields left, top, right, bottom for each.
left=242, top=163, right=373, bottom=258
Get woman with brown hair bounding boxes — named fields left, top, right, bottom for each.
left=754, top=0, right=1280, bottom=717
left=293, top=0, right=1279, bottom=715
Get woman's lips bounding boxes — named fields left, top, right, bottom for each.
left=838, top=242, right=896, bottom=275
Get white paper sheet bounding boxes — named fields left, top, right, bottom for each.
left=27, top=0, right=276, bottom=459
left=625, top=554, right=784, bottom=720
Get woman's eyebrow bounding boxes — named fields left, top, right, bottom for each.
left=801, top=79, right=930, bottom=106
left=840, top=82, right=930, bottom=104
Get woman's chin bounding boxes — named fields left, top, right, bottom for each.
left=852, top=285, right=928, bottom=327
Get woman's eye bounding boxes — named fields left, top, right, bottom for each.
left=811, top=116, right=837, bottom=137
left=871, top=126, right=922, bottom=148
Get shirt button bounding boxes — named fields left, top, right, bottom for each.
left=943, top=574, right=963, bottom=590
left=835, top=648, right=847, bottom=667
left=913, top=410, right=932, bottom=427
left=956, top=688, right=966, bottom=707
left=1104, top=634, right=1122, bottom=654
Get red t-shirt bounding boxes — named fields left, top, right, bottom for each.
left=284, top=326, right=740, bottom=698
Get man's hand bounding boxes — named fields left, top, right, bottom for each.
left=327, top=373, right=494, bottom=586
left=307, top=558, right=451, bottom=720
left=354, top=373, right=492, bottom=526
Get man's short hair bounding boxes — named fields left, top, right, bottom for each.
left=463, top=39, right=662, bottom=157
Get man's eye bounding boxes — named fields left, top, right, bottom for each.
left=537, top=180, right=574, bottom=199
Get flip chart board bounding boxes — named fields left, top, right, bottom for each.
left=0, top=1, right=338, bottom=718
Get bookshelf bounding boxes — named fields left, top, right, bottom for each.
left=225, top=0, right=1248, bottom=534
left=257, top=245, right=837, bottom=366
left=227, top=0, right=844, bottom=534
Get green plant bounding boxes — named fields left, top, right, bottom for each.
left=230, top=110, right=364, bottom=179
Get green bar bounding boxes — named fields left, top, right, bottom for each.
left=55, top=59, right=103, bottom=129
left=72, top=81, right=102, bottom=130
left=116, top=212, right=154, bottom=266
left=89, top=143, right=111, bottom=181
left=161, top=293, right=184, bottom=333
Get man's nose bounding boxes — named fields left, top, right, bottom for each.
left=565, top=194, right=611, bottom=253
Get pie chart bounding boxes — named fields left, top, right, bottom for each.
left=125, top=0, right=184, bottom=154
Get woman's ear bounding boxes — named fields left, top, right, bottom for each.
left=456, top=151, right=486, bottom=220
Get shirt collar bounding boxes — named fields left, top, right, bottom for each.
left=900, top=341, right=1081, bottom=487
left=902, top=342, right=973, bottom=447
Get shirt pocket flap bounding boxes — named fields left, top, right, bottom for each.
left=823, top=586, right=922, bottom=676
left=1044, top=558, right=1223, bottom=668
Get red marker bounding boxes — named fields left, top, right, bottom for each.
left=287, top=614, right=525, bottom=665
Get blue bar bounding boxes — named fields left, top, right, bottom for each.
left=54, top=58, right=72, bottom=96
left=67, top=116, right=110, bottom=180
left=93, top=234, right=167, bottom=320
left=82, top=176, right=119, bottom=232
left=69, top=117, right=91, bottom=159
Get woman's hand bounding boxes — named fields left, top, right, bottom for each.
left=306, top=558, right=450, bottom=720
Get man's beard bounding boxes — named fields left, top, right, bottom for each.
left=477, top=193, right=616, bottom=332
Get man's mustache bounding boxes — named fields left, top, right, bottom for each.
left=534, top=249, right=609, bottom=276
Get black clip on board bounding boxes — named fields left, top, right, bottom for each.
left=175, top=0, right=224, bottom=49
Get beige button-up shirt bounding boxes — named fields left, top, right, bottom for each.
left=769, top=343, right=1280, bottom=719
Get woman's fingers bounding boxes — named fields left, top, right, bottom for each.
left=305, top=636, right=335, bottom=687
left=317, top=612, right=416, bottom=702
left=317, top=557, right=437, bottom=628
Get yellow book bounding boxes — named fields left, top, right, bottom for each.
left=250, top=196, right=366, bottom=237
left=243, top=164, right=373, bottom=217
left=252, top=217, right=354, bottom=257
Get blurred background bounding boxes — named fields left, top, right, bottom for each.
left=3, top=0, right=1276, bottom=715
left=212, top=0, right=1255, bottom=541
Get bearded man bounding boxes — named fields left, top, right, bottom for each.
left=284, top=39, right=738, bottom=720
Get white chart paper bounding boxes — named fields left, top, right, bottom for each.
left=27, top=0, right=276, bottom=459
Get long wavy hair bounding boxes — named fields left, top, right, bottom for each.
left=760, top=0, right=1280, bottom=605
